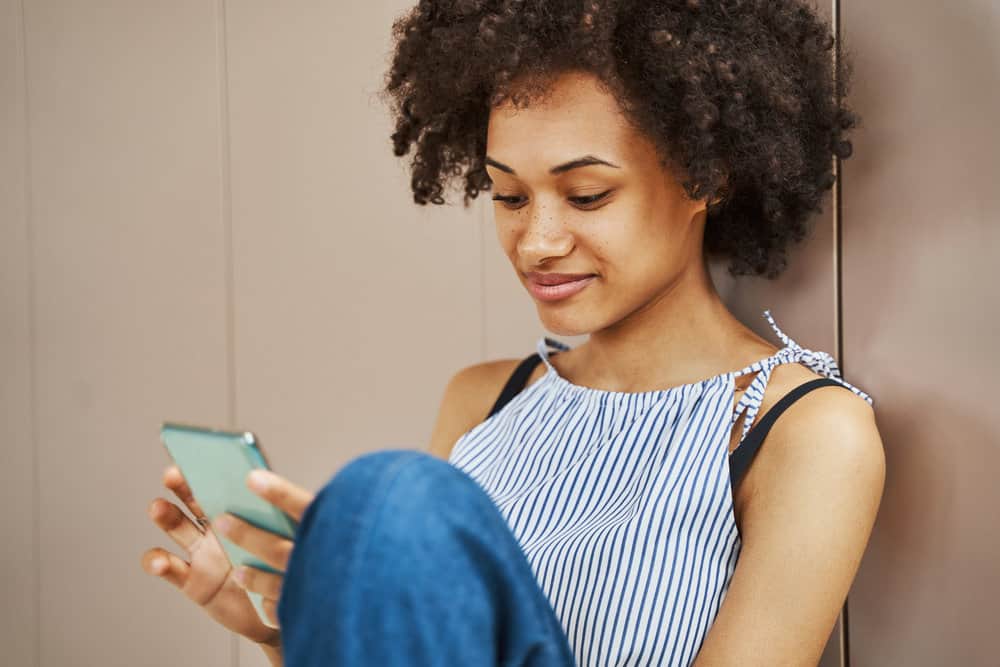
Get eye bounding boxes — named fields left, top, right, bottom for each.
left=569, top=190, right=612, bottom=208
left=491, top=194, right=527, bottom=210
left=491, top=190, right=613, bottom=211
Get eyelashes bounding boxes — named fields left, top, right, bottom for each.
left=491, top=190, right=613, bottom=210
left=571, top=191, right=612, bottom=207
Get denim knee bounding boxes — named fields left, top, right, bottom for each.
left=310, top=448, right=489, bottom=524
left=279, top=449, right=577, bottom=667
left=289, top=447, right=506, bottom=599
left=294, top=448, right=497, bottom=558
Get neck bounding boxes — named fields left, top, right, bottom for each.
left=571, top=256, right=778, bottom=393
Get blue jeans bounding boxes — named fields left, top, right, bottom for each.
left=277, top=449, right=577, bottom=666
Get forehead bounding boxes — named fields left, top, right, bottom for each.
left=486, top=71, right=642, bottom=168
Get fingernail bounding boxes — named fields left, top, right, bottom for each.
left=248, top=470, right=270, bottom=493
left=151, top=557, right=168, bottom=574
left=213, top=515, right=233, bottom=533
left=233, top=567, right=247, bottom=583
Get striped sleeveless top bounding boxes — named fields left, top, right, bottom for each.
left=448, top=310, right=874, bottom=666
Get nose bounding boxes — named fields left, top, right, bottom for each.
left=516, top=199, right=574, bottom=265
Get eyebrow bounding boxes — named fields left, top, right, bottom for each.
left=484, top=154, right=621, bottom=176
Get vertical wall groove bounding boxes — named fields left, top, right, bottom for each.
left=832, top=0, right=844, bottom=366
left=214, top=0, right=238, bottom=664
left=17, top=0, right=39, bottom=665
left=480, top=198, right=487, bottom=361
left=831, top=0, right=850, bottom=665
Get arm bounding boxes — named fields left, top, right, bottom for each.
left=693, top=387, right=886, bottom=666
left=259, top=642, right=283, bottom=667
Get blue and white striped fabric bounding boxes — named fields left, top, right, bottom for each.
left=448, top=310, right=873, bottom=666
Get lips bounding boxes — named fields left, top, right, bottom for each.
left=524, top=273, right=597, bottom=302
left=526, top=272, right=597, bottom=286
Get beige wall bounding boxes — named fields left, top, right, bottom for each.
left=3, top=1, right=996, bottom=666
left=2, top=1, right=481, bottom=665
left=842, top=1, right=1000, bottom=664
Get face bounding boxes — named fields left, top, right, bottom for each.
left=485, top=70, right=710, bottom=337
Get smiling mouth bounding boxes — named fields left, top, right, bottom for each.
left=525, top=271, right=598, bottom=285
left=526, top=275, right=597, bottom=302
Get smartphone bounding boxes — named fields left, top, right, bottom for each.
left=159, top=421, right=297, bottom=629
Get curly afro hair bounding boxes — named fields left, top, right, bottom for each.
left=380, top=0, right=859, bottom=279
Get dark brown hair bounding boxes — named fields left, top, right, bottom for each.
left=381, top=0, right=858, bottom=279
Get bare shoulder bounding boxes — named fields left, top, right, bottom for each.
left=427, top=356, right=547, bottom=461
left=766, top=362, right=880, bottom=454
left=734, top=361, right=882, bottom=518
left=751, top=362, right=883, bottom=498
left=742, top=362, right=885, bottom=546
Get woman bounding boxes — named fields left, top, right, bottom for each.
left=142, top=1, right=886, bottom=665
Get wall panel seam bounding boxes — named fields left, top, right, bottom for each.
left=479, top=198, right=486, bottom=361
left=214, top=0, right=239, bottom=664
left=17, top=0, right=40, bottom=665
left=831, top=0, right=850, bottom=666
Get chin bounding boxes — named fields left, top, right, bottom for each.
left=536, top=310, right=597, bottom=338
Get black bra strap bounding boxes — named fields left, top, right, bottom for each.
left=485, top=353, right=547, bottom=420
left=729, top=377, right=849, bottom=493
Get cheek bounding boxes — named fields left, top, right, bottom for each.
left=597, top=220, right=680, bottom=287
left=494, top=221, right=519, bottom=259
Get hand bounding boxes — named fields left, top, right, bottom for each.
left=211, top=469, right=314, bottom=629
left=141, top=464, right=314, bottom=649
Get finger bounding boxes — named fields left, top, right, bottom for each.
left=141, top=547, right=191, bottom=589
left=148, top=497, right=207, bottom=553
left=212, top=513, right=293, bottom=571
left=163, top=465, right=209, bottom=522
left=233, top=565, right=283, bottom=600
left=246, top=469, right=314, bottom=522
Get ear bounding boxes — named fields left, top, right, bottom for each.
left=689, top=186, right=725, bottom=229
left=690, top=187, right=724, bottom=216
left=708, top=189, right=727, bottom=209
